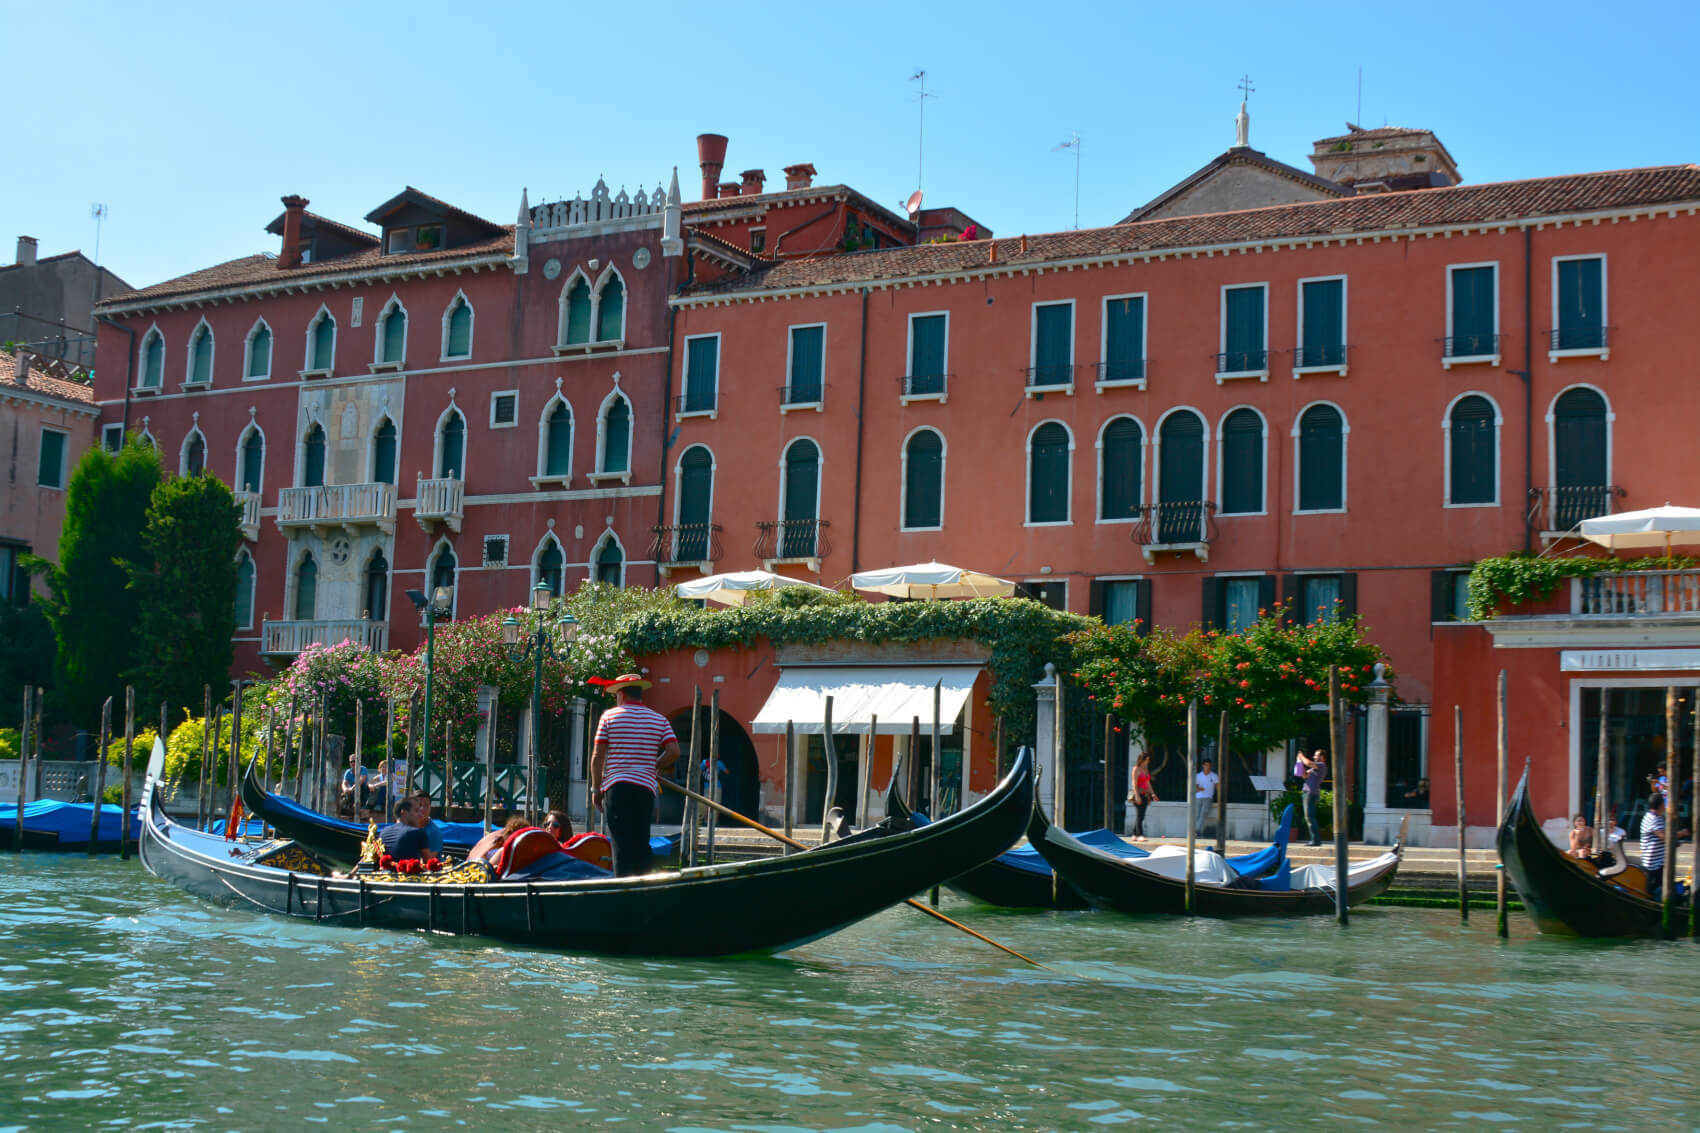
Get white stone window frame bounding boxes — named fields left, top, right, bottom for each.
left=1023, top=418, right=1075, bottom=528
left=1093, top=414, right=1147, bottom=526
left=431, top=403, right=468, bottom=482
left=235, top=420, right=266, bottom=496
left=425, top=536, right=461, bottom=619
left=1543, top=382, right=1616, bottom=507
left=182, top=318, right=215, bottom=389
left=902, top=310, right=950, bottom=405
left=774, top=435, right=823, bottom=544
left=590, top=529, right=627, bottom=587
left=482, top=534, right=509, bottom=568
left=671, top=444, right=718, bottom=562
left=589, top=384, right=635, bottom=485
left=1549, top=253, right=1610, bottom=362
left=1441, top=391, right=1504, bottom=510
left=366, top=412, right=400, bottom=486
left=1216, top=281, right=1270, bottom=383
left=532, top=382, right=574, bottom=488
left=440, top=289, right=475, bottom=362
left=1291, top=399, right=1351, bottom=516
left=295, top=410, right=328, bottom=488
left=234, top=548, right=257, bottom=631
left=530, top=530, right=568, bottom=597
left=370, top=294, right=408, bottom=373
left=590, top=264, right=628, bottom=348
left=489, top=389, right=520, bottom=430
left=301, top=304, right=337, bottom=378
left=898, top=425, right=947, bottom=533
left=1026, top=298, right=1076, bottom=399
left=1151, top=405, right=1212, bottom=531
left=136, top=323, right=166, bottom=392
left=287, top=545, right=319, bottom=622
left=554, top=267, right=595, bottom=351
left=240, top=317, right=273, bottom=382
left=1096, top=292, right=1148, bottom=392
left=178, top=419, right=209, bottom=478
left=677, top=332, right=720, bottom=421
left=1293, top=274, right=1349, bottom=378
left=1442, top=260, right=1501, bottom=368
left=782, top=321, right=827, bottom=413
left=1214, top=405, right=1269, bottom=518
left=101, top=423, right=125, bottom=453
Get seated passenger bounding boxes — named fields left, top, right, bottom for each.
left=468, top=815, right=527, bottom=864
left=378, top=798, right=431, bottom=861
left=1568, top=814, right=1594, bottom=859
left=543, top=810, right=574, bottom=843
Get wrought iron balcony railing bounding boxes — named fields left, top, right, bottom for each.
left=1025, top=363, right=1077, bottom=388
left=675, top=388, right=717, bottom=415
left=1442, top=333, right=1501, bottom=359
left=1550, top=326, right=1610, bottom=352
left=1215, top=349, right=1268, bottom=374
left=650, top=522, right=723, bottom=565
left=1095, top=358, right=1146, bottom=384
left=1292, top=343, right=1347, bottom=368
left=1527, top=484, right=1625, bottom=533
left=1133, top=500, right=1217, bottom=548
left=900, top=372, right=949, bottom=398
left=755, top=518, right=831, bottom=563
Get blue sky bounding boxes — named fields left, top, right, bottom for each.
left=6, top=0, right=1696, bottom=291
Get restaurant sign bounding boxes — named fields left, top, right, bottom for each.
left=1560, top=649, right=1700, bottom=672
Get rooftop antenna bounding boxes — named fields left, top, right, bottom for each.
left=1356, top=65, right=1363, bottom=127
left=909, top=69, right=935, bottom=195
left=1053, top=132, right=1081, bottom=230
left=90, top=203, right=108, bottom=310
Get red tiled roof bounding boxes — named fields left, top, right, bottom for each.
left=683, top=165, right=1700, bottom=298
left=1122, top=146, right=1348, bottom=223
left=685, top=183, right=915, bottom=234
left=264, top=208, right=380, bottom=247
left=97, top=229, right=515, bottom=311
left=1314, top=124, right=1434, bottom=145
left=2, top=349, right=95, bottom=406
left=687, top=228, right=771, bottom=270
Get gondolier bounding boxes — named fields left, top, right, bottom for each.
left=589, top=673, right=680, bottom=876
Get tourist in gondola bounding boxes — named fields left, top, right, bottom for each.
left=378, top=796, right=431, bottom=861
left=589, top=673, right=681, bottom=877
left=409, top=791, right=445, bottom=857
left=468, top=815, right=527, bottom=863
left=1567, top=813, right=1594, bottom=859
left=544, top=810, right=573, bottom=843
left=1128, top=752, right=1156, bottom=841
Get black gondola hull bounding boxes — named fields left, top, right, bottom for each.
left=146, top=751, right=1034, bottom=957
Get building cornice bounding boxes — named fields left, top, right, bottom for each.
left=0, top=386, right=99, bottom=417
left=1482, top=614, right=1700, bottom=649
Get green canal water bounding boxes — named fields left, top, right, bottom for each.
left=2, top=855, right=1696, bottom=1132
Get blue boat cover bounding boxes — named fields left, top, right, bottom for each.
left=1223, top=805, right=1295, bottom=880
left=0, top=800, right=135, bottom=844
left=1253, top=858, right=1293, bottom=891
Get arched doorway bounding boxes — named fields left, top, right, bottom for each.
left=659, top=707, right=760, bottom=825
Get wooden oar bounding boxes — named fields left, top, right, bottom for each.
left=659, top=777, right=1057, bottom=972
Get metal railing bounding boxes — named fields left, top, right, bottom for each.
left=1528, top=484, right=1624, bottom=533
left=1025, top=363, right=1077, bottom=388
left=1095, top=358, right=1146, bottom=383
left=675, top=388, right=717, bottom=415
left=276, top=482, right=395, bottom=528
left=900, top=372, right=948, bottom=397
left=1574, top=570, right=1700, bottom=616
left=781, top=382, right=823, bottom=406
left=1442, top=333, right=1501, bottom=359
left=1292, top=343, right=1347, bottom=368
left=1215, top=349, right=1268, bottom=374
left=1550, top=326, right=1610, bottom=352
left=415, top=476, right=464, bottom=527
left=755, top=518, right=832, bottom=562
left=650, top=522, right=723, bottom=565
left=415, top=761, right=531, bottom=811
left=261, top=619, right=388, bottom=656
left=1134, top=499, right=1217, bottom=546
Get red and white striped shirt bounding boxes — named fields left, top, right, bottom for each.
left=594, top=703, right=677, bottom=793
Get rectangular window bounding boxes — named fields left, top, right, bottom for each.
left=37, top=429, right=67, bottom=489
left=1298, top=278, right=1345, bottom=368
left=786, top=325, right=824, bottom=405
left=414, top=225, right=443, bottom=251
left=490, top=391, right=518, bottom=428
left=386, top=229, right=409, bottom=254
left=1091, top=578, right=1150, bottom=631
left=749, top=227, right=766, bottom=254
left=1431, top=569, right=1473, bottom=622
left=1101, top=295, right=1145, bottom=384
left=0, top=545, right=21, bottom=603
left=1018, top=579, right=1067, bottom=611
left=906, top=313, right=947, bottom=397
left=1447, top=264, right=1498, bottom=358
left=1029, top=301, right=1074, bottom=387
left=1220, top=284, right=1267, bottom=374
left=682, top=335, right=719, bottom=413
left=1554, top=256, right=1606, bottom=351
left=1205, top=575, right=1274, bottom=632
left=1287, top=573, right=1362, bottom=625
left=483, top=535, right=509, bottom=567
left=102, top=424, right=124, bottom=453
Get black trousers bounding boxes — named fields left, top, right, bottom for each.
left=1133, top=799, right=1150, bottom=836
left=604, top=782, right=656, bottom=877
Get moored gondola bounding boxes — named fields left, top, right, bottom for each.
left=1497, top=767, right=1685, bottom=936
left=1029, top=804, right=1404, bottom=916
left=0, top=800, right=135, bottom=853
left=144, top=741, right=1035, bottom=957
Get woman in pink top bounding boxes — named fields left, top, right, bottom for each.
left=1128, top=753, right=1157, bottom=841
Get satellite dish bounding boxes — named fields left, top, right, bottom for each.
left=905, top=190, right=923, bottom=218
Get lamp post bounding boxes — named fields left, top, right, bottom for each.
left=503, top=583, right=580, bottom=821
left=405, top=585, right=454, bottom=796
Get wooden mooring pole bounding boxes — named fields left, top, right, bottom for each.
left=1454, top=704, right=1467, bottom=922
left=1663, top=686, right=1679, bottom=937
left=197, top=684, right=212, bottom=831
left=1184, top=698, right=1198, bottom=915
left=1216, top=710, right=1230, bottom=859
left=1593, top=689, right=1610, bottom=853
left=782, top=721, right=796, bottom=853
left=705, top=689, right=721, bottom=865
left=1497, top=670, right=1509, bottom=939
left=1690, top=691, right=1698, bottom=940
left=1102, top=713, right=1114, bottom=835
left=683, top=685, right=703, bottom=867
left=13, top=686, right=30, bottom=851
left=226, top=682, right=242, bottom=824
left=1330, top=669, right=1348, bottom=927
left=120, top=686, right=135, bottom=861
left=88, top=697, right=111, bottom=856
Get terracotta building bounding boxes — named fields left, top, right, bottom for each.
left=0, top=348, right=98, bottom=599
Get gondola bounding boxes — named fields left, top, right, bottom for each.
left=1497, top=767, right=1687, bottom=936
left=1028, top=803, right=1404, bottom=916
left=0, top=800, right=135, bottom=853
left=142, top=741, right=1036, bottom=957
left=887, top=775, right=1295, bottom=910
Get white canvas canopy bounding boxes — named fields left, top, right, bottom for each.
left=750, top=665, right=979, bottom=734
left=1578, top=504, right=1700, bottom=558
left=849, top=561, right=1015, bottom=599
left=674, top=570, right=835, bottom=607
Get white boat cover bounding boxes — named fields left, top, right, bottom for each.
left=1045, top=825, right=1240, bottom=886
left=750, top=665, right=979, bottom=735
left=1287, top=850, right=1400, bottom=892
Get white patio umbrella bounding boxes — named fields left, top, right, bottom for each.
left=1578, top=503, right=1700, bottom=565
left=674, top=569, right=835, bottom=607
left=849, top=560, right=1016, bottom=600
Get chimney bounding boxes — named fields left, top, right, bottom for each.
left=13, top=349, right=28, bottom=384
left=719, top=182, right=742, bottom=199
left=697, top=133, right=729, bottom=201
left=783, top=163, right=817, bottom=191
left=740, top=169, right=766, bottom=196
left=15, top=236, right=37, bottom=266
left=277, top=195, right=309, bottom=269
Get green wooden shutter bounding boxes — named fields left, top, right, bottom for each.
left=538, top=544, right=563, bottom=596
left=1300, top=279, right=1344, bottom=366
left=1028, top=423, right=1070, bottom=523
left=190, top=328, right=212, bottom=384
left=904, top=429, right=942, bottom=528
left=1450, top=266, right=1495, bottom=354
left=677, top=447, right=713, bottom=560
left=596, top=540, right=623, bottom=585
left=1220, top=408, right=1262, bottom=514
left=1556, top=259, right=1603, bottom=349
left=294, top=554, right=318, bottom=620
left=303, top=426, right=325, bottom=487
left=439, top=413, right=464, bottom=479
left=788, top=326, right=823, bottom=403
left=312, top=316, right=335, bottom=370
left=601, top=398, right=630, bottom=473
left=234, top=554, right=254, bottom=629
left=545, top=403, right=572, bottom=476
left=241, top=432, right=263, bottom=493
left=446, top=301, right=471, bottom=357
left=1103, top=297, right=1144, bottom=381
left=1553, top=388, right=1607, bottom=528
left=685, top=337, right=718, bottom=412
left=365, top=550, right=389, bottom=621
left=381, top=306, right=406, bottom=363
left=1298, top=405, right=1343, bottom=511
left=1100, top=417, right=1142, bottom=520
left=909, top=315, right=945, bottom=394
left=142, top=335, right=163, bottom=387
left=1033, top=303, right=1072, bottom=385
left=596, top=276, right=624, bottom=342
left=1157, top=412, right=1204, bottom=542
left=1448, top=395, right=1495, bottom=504
left=565, top=280, right=592, bottom=344
left=782, top=440, right=820, bottom=557
left=1223, top=286, right=1264, bottom=370
left=37, top=429, right=65, bottom=488
left=372, top=420, right=397, bottom=484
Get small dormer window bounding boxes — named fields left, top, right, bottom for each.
left=415, top=224, right=442, bottom=251
left=385, top=224, right=445, bottom=254
left=386, top=229, right=409, bottom=254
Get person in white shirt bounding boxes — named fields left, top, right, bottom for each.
left=1194, top=759, right=1220, bottom=834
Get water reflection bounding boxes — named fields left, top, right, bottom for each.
left=1, top=854, right=1696, bottom=1130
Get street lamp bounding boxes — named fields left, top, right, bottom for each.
left=405, top=585, right=454, bottom=802
left=502, top=583, right=580, bottom=820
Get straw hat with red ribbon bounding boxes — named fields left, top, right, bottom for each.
left=588, top=673, right=651, bottom=693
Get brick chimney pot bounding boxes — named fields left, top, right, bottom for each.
left=278, top=195, right=310, bottom=269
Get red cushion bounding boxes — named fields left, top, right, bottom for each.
left=561, top=832, right=614, bottom=871
left=493, top=827, right=560, bottom=877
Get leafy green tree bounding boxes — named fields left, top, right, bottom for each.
left=126, top=472, right=241, bottom=720
left=0, top=602, right=55, bottom=727
left=41, top=440, right=160, bottom=728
